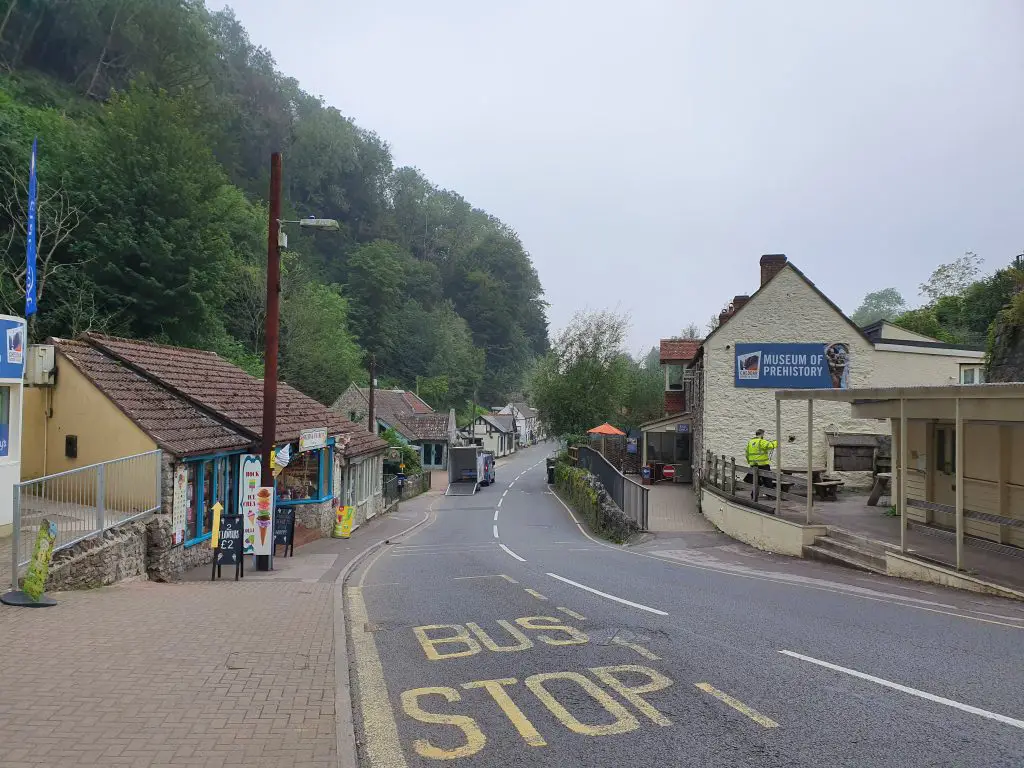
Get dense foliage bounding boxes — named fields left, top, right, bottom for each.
left=0, top=1, right=547, bottom=408
left=528, top=310, right=666, bottom=438
left=850, top=253, right=1024, bottom=348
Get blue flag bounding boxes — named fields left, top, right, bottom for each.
left=25, top=138, right=38, bottom=317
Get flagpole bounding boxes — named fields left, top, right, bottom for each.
left=25, top=137, right=38, bottom=336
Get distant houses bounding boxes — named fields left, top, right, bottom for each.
left=331, top=385, right=458, bottom=471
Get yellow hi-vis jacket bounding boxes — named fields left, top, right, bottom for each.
left=745, top=437, right=777, bottom=466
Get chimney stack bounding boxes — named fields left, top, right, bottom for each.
left=731, top=295, right=751, bottom=314
left=760, top=254, right=787, bottom=286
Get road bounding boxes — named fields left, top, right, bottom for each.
left=346, top=445, right=1024, bottom=767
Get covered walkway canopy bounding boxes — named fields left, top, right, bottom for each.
left=775, top=383, right=1024, bottom=570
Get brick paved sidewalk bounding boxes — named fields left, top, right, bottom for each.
left=0, top=492, right=437, bottom=768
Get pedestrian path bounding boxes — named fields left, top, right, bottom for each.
left=0, top=492, right=438, bottom=768
left=645, top=482, right=717, bottom=534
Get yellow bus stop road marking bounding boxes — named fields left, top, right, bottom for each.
left=525, top=589, right=548, bottom=601
left=694, top=683, right=779, bottom=728
left=612, top=637, right=659, bottom=661
left=452, top=574, right=519, bottom=583
left=557, top=607, right=586, bottom=621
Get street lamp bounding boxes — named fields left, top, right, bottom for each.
left=259, top=154, right=339, bottom=572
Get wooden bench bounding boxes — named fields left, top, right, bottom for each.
left=813, top=479, right=844, bottom=501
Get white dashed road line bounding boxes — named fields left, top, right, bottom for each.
left=493, top=524, right=499, bottom=539
left=493, top=510, right=499, bottom=522
left=546, top=573, right=669, bottom=616
left=780, top=650, right=1024, bottom=730
left=499, top=544, right=526, bottom=562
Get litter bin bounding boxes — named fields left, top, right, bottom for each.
left=546, top=457, right=556, bottom=484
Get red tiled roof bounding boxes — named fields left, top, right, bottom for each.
left=332, top=386, right=450, bottom=442
left=58, top=334, right=386, bottom=459
left=660, top=339, right=701, bottom=362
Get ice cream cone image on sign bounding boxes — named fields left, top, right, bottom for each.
left=253, top=487, right=274, bottom=554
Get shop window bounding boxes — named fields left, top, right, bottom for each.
left=935, top=427, right=956, bottom=474
left=277, top=445, right=333, bottom=505
left=185, top=454, right=242, bottom=546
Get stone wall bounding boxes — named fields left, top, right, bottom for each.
left=48, top=520, right=149, bottom=590
left=295, top=499, right=335, bottom=537
left=554, top=462, right=639, bottom=543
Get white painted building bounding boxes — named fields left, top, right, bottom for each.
left=467, top=414, right=516, bottom=457
left=692, top=255, right=986, bottom=487
left=497, top=402, right=542, bottom=445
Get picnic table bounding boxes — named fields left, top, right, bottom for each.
left=813, top=479, right=844, bottom=501
left=782, top=467, right=827, bottom=484
left=867, top=472, right=891, bottom=506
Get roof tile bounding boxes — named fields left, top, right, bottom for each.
left=58, top=334, right=386, bottom=459
left=660, top=339, right=701, bottom=362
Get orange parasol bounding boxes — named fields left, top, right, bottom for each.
left=587, top=423, right=625, bottom=436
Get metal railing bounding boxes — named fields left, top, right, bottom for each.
left=383, top=474, right=401, bottom=508
left=8, top=450, right=162, bottom=591
left=576, top=445, right=649, bottom=530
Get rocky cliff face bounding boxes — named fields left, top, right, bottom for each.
left=987, top=311, right=1024, bottom=383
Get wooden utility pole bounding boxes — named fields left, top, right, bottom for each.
left=258, top=152, right=282, bottom=572
left=367, top=354, right=376, bottom=434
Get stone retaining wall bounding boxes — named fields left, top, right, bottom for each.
left=48, top=520, right=149, bottom=590
left=554, top=462, right=639, bottom=543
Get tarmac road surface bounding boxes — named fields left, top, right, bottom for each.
left=346, top=445, right=1024, bottom=767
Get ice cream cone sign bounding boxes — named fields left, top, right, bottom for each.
left=252, top=487, right=274, bottom=555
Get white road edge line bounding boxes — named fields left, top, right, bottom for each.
left=493, top=524, right=499, bottom=539
left=546, top=573, right=668, bottom=616
left=500, top=543, right=526, bottom=562
left=497, top=498, right=503, bottom=508
left=779, top=650, right=1024, bottom=730
left=493, top=510, right=499, bottom=522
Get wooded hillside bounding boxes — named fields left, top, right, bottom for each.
left=0, top=0, right=548, bottom=409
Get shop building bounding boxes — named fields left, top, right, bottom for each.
left=690, top=255, right=986, bottom=488
left=639, top=339, right=700, bottom=482
left=21, top=334, right=386, bottom=577
left=332, top=384, right=457, bottom=471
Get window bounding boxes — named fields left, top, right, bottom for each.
left=959, top=364, right=984, bottom=385
left=935, top=426, right=956, bottom=474
left=184, top=454, right=242, bottom=546
left=277, top=445, right=334, bottom=505
left=666, top=364, right=684, bottom=391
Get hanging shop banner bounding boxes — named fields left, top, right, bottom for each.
left=299, top=427, right=328, bottom=453
left=171, top=464, right=187, bottom=545
left=239, top=454, right=262, bottom=554
left=734, top=343, right=850, bottom=389
left=251, top=487, right=275, bottom=556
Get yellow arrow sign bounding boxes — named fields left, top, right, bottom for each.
left=210, top=502, right=224, bottom=548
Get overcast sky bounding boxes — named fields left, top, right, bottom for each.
left=219, top=0, right=1023, bottom=352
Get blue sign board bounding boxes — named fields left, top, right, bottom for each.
left=0, top=317, right=26, bottom=381
left=735, top=343, right=850, bottom=389
left=676, top=423, right=690, bottom=433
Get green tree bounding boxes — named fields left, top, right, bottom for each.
left=919, top=251, right=984, bottom=302
left=280, top=282, right=362, bottom=404
left=851, top=288, right=906, bottom=326
left=528, top=310, right=631, bottom=438
left=74, top=85, right=259, bottom=344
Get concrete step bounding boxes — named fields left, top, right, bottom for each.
left=825, top=526, right=900, bottom=554
left=804, top=539, right=887, bottom=575
left=811, top=536, right=888, bottom=570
